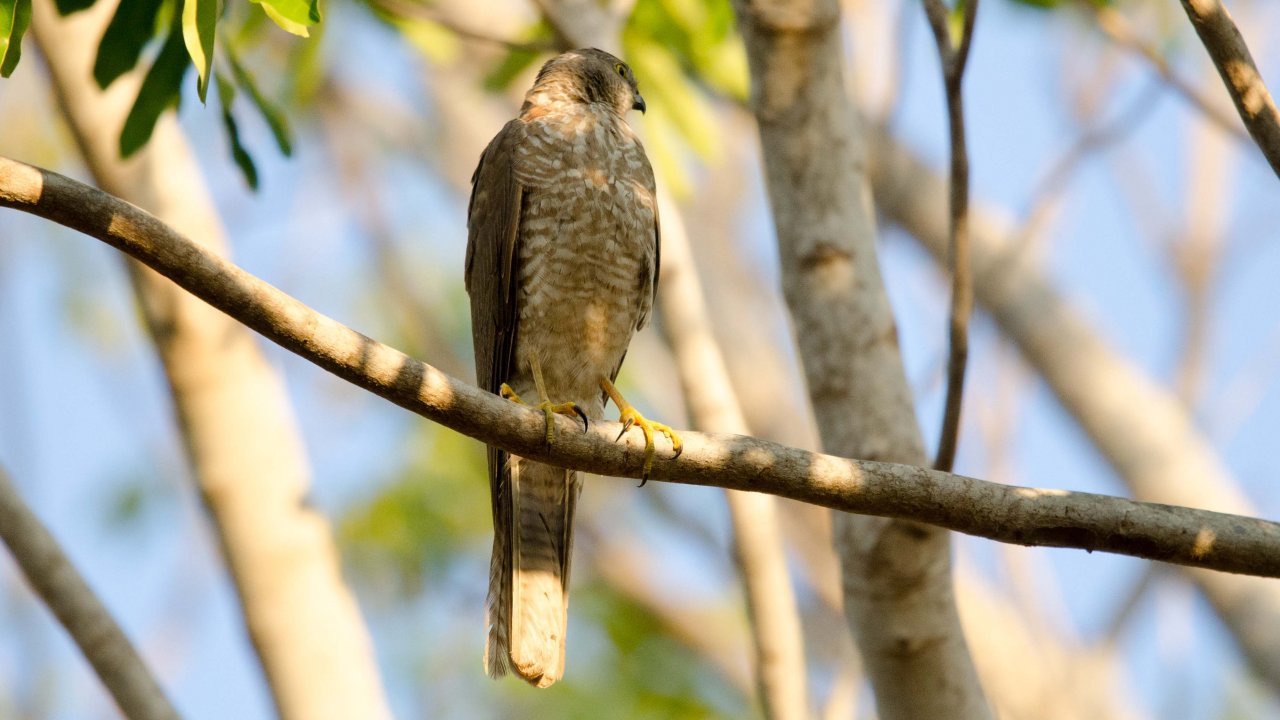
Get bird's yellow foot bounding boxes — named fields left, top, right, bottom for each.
left=599, top=378, right=683, bottom=484
left=501, top=383, right=588, bottom=445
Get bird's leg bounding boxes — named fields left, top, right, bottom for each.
left=501, top=354, right=588, bottom=445
left=599, top=377, right=682, bottom=483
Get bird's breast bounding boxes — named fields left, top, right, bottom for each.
left=508, top=119, right=656, bottom=411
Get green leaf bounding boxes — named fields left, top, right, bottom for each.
left=226, top=45, right=292, bottom=155
left=52, top=0, right=93, bottom=16
left=216, top=73, right=259, bottom=189
left=119, top=22, right=190, bottom=157
left=249, top=0, right=318, bottom=38
left=0, top=0, right=31, bottom=78
left=94, top=0, right=166, bottom=89
left=181, top=0, right=217, bottom=102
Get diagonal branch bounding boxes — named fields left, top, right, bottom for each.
left=4, top=156, right=1280, bottom=578
left=0, top=467, right=180, bottom=720
left=1177, top=0, right=1280, bottom=179
left=922, top=0, right=979, bottom=472
left=1086, top=2, right=1249, bottom=144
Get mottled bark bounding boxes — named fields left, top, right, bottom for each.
left=1177, top=0, right=1280, bottom=179
left=735, top=1, right=991, bottom=716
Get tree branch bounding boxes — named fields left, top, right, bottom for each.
left=0, top=467, right=180, bottom=720
left=3, top=156, right=1280, bottom=578
left=1085, top=2, right=1249, bottom=144
left=922, top=0, right=979, bottom=472
left=1177, top=0, right=1280, bottom=180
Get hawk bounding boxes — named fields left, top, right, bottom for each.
left=465, top=48, right=681, bottom=688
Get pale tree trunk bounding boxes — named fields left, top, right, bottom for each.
left=868, top=126, right=1280, bottom=693
left=731, top=1, right=992, bottom=718
left=29, top=2, right=392, bottom=718
left=655, top=195, right=810, bottom=720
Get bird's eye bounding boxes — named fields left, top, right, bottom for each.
left=615, top=63, right=627, bottom=77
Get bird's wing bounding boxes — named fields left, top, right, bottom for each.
left=466, top=119, right=524, bottom=396
left=608, top=161, right=662, bottom=388
left=645, top=191, right=661, bottom=328
left=465, top=120, right=525, bottom=520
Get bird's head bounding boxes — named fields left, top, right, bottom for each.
left=528, top=48, right=646, bottom=117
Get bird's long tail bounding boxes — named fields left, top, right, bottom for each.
left=485, top=457, right=579, bottom=688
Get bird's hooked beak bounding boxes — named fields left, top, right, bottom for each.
left=632, top=92, right=646, bottom=114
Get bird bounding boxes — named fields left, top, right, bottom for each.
left=464, top=48, right=682, bottom=688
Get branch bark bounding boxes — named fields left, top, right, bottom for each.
left=1177, top=0, right=1280, bottom=179
left=866, top=126, right=1280, bottom=690
left=0, top=468, right=180, bottom=720
left=29, top=3, right=391, bottom=718
left=3, top=158, right=1280, bottom=566
left=730, top=1, right=992, bottom=716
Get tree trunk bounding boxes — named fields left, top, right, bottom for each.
left=731, top=1, right=992, bottom=717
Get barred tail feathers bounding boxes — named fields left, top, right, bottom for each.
left=484, top=456, right=578, bottom=687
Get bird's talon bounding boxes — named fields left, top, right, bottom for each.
left=500, top=383, right=521, bottom=402
left=616, top=417, right=635, bottom=442
left=601, top=378, right=681, bottom=486
left=501, top=384, right=584, bottom=446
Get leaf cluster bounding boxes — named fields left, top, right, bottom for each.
left=2, top=0, right=308, bottom=187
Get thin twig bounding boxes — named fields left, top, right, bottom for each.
left=1171, top=115, right=1232, bottom=410
left=923, top=0, right=980, bottom=473
left=1177, top=0, right=1280, bottom=179
left=0, top=467, right=181, bottom=720
left=1086, top=2, right=1250, bottom=145
left=6, top=157, right=1280, bottom=578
